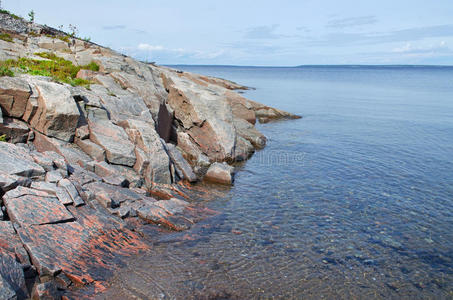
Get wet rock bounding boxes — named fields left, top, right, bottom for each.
left=3, top=187, right=75, bottom=226
left=17, top=207, right=148, bottom=284
left=0, top=76, right=32, bottom=118
left=88, top=119, right=136, bottom=167
left=0, top=142, right=46, bottom=178
left=166, top=144, right=197, bottom=182
left=154, top=198, right=189, bottom=215
left=0, top=117, right=30, bottom=143
left=0, top=254, right=28, bottom=300
left=32, top=281, right=60, bottom=300
left=29, top=80, right=80, bottom=142
left=204, top=162, right=234, bottom=185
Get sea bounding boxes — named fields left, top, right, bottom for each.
left=98, top=65, right=453, bottom=299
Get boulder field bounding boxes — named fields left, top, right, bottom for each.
left=0, top=12, right=300, bottom=299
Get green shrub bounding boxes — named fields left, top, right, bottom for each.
left=0, top=135, right=7, bottom=142
left=81, top=61, right=99, bottom=72
left=0, top=32, right=13, bottom=42
left=0, top=66, right=14, bottom=77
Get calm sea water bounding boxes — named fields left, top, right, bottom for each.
left=100, top=66, right=453, bottom=299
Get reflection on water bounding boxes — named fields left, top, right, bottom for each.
left=97, top=66, right=453, bottom=299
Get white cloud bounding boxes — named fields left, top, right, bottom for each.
left=391, top=41, right=450, bottom=57
left=137, top=44, right=165, bottom=51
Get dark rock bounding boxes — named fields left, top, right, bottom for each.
left=3, top=187, right=75, bottom=227
left=0, top=117, right=30, bottom=143
left=0, top=254, right=28, bottom=300
left=32, top=281, right=60, bottom=300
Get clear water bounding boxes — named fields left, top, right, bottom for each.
left=99, top=66, right=453, bottom=299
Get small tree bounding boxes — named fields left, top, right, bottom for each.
left=68, top=24, right=78, bottom=38
left=28, top=10, right=35, bottom=22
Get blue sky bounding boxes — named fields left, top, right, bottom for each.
left=3, top=0, right=453, bottom=65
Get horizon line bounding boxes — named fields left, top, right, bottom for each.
left=164, top=63, right=453, bottom=68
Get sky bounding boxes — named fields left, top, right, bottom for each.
left=3, top=0, right=453, bottom=66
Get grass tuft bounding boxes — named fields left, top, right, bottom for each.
left=0, top=53, right=99, bottom=87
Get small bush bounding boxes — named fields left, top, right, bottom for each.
left=0, top=32, right=13, bottom=42
left=0, top=135, right=7, bottom=142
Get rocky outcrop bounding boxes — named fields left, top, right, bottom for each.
left=0, top=11, right=301, bottom=298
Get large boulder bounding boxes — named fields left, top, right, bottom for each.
left=29, top=80, right=81, bottom=142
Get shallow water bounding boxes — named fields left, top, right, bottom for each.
left=99, top=66, right=453, bottom=299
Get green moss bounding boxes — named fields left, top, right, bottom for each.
left=0, top=135, right=7, bottom=142
left=0, top=66, right=14, bottom=77
left=0, top=53, right=98, bottom=87
left=0, top=32, right=13, bottom=42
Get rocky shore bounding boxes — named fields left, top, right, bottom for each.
left=0, top=11, right=300, bottom=299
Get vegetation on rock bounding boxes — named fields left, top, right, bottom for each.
left=0, top=9, right=21, bottom=20
left=0, top=52, right=99, bottom=86
left=0, top=32, right=12, bottom=42
left=0, top=134, right=7, bottom=142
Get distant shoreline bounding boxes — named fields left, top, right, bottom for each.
left=167, top=64, right=453, bottom=69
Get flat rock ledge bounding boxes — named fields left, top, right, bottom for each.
left=0, top=11, right=301, bottom=299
